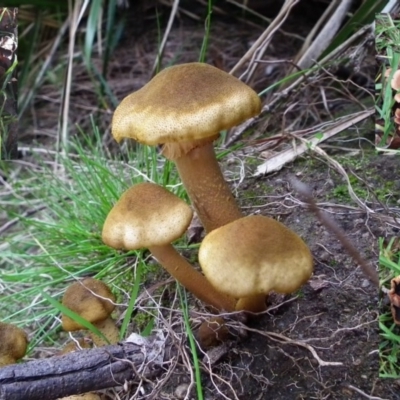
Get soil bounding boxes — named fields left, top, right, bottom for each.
left=142, top=149, right=398, bottom=400
left=11, top=2, right=400, bottom=399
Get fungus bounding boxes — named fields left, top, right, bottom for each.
left=62, top=278, right=119, bottom=347
left=197, top=316, right=230, bottom=349
left=395, top=108, right=400, bottom=125
left=388, top=276, right=400, bottom=325
left=0, top=321, right=28, bottom=367
left=391, top=70, right=400, bottom=91
left=58, top=340, right=100, bottom=400
left=60, top=393, right=101, bottom=400
left=112, top=62, right=261, bottom=233
left=198, top=215, right=313, bottom=312
left=391, top=70, right=400, bottom=102
left=102, top=182, right=236, bottom=312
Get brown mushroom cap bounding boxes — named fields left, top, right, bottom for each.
left=0, top=322, right=28, bottom=366
left=112, top=62, right=261, bottom=149
left=389, top=276, right=400, bottom=325
left=102, top=183, right=236, bottom=312
left=102, top=182, right=193, bottom=250
left=199, top=215, right=313, bottom=299
left=62, top=278, right=116, bottom=332
left=391, top=70, right=400, bottom=91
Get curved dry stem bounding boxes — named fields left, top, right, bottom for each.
left=171, top=142, right=243, bottom=233
left=149, top=244, right=236, bottom=312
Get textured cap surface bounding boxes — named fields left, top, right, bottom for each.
left=102, top=182, right=193, bottom=250
left=0, top=322, right=28, bottom=365
left=62, top=278, right=116, bottom=331
left=112, top=62, right=261, bottom=145
left=199, top=215, right=313, bottom=298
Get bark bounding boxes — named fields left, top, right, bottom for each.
left=0, top=7, right=18, bottom=159
left=0, top=334, right=166, bottom=400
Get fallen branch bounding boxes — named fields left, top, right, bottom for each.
left=0, top=333, right=167, bottom=400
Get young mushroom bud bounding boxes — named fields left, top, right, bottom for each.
left=197, top=317, right=230, bottom=349
left=388, top=276, right=400, bottom=325
left=102, top=182, right=236, bottom=312
left=199, top=215, right=313, bottom=313
left=62, top=278, right=119, bottom=347
left=0, top=321, right=28, bottom=367
left=112, top=62, right=261, bottom=233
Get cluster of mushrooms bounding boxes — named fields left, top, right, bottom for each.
left=102, top=63, right=314, bottom=329
left=0, top=63, right=313, bottom=398
left=0, top=277, right=119, bottom=399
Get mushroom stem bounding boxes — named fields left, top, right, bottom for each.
left=235, top=295, right=267, bottom=313
left=149, top=244, right=236, bottom=312
left=172, top=141, right=243, bottom=233
left=91, top=317, right=120, bottom=347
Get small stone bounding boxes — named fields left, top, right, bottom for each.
left=361, top=279, right=370, bottom=288
left=175, top=383, right=190, bottom=399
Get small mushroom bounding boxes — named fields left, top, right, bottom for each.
left=102, top=182, right=236, bottom=312
left=391, top=70, right=400, bottom=102
left=395, top=108, right=400, bottom=125
left=62, top=278, right=119, bottom=346
left=0, top=321, right=28, bottom=367
left=112, top=62, right=261, bottom=233
left=198, top=215, right=313, bottom=312
left=58, top=340, right=100, bottom=400
left=58, top=338, right=91, bottom=355
left=388, top=276, right=400, bottom=325
left=197, top=316, right=230, bottom=349
left=391, top=70, right=400, bottom=91
left=59, top=394, right=101, bottom=400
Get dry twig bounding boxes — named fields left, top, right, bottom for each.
left=289, top=177, right=379, bottom=287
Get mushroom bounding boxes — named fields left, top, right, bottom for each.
left=197, top=316, right=230, bottom=349
left=62, top=278, right=119, bottom=346
left=395, top=108, right=400, bottom=125
left=59, top=395, right=100, bottom=400
left=0, top=321, right=28, bottom=367
left=102, top=182, right=236, bottom=312
left=388, top=276, right=400, bottom=325
left=391, top=70, right=400, bottom=102
left=58, top=340, right=100, bottom=400
left=112, top=62, right=261, bottom=233
left=198, top=215, right=313, bottom=312
left=391, top=69, right=400, bottom=91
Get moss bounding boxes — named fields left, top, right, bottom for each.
left=132, top=311, right=154, bottom=333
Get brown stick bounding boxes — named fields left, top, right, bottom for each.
left=0, top=336, right=166, bottom=400
left=289, top=177, right=379, bottom=287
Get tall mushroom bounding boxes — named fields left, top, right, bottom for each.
left=102, top=182, right=236, bottom=312
left=0, top=321, right=28, bottom=367
left=199, top=215, right=313, bottom=312
left=112, top=62, right=261, bottom=233
left=62, top=278, right=120, bottom=347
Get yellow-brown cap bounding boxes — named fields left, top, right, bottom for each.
left=62, top=278, right=115, bottom=332
left=102, top=183, right=193, bottom=250
left=199, top=215, right=313, bottom=298
left=391, top=70, right=400, bottom=91
left=112, top=63, right=261, bottom=146
left=0, top=321, right=28, bottom=366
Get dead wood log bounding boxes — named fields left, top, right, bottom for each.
left=0, top=333, right=166, bottom=400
